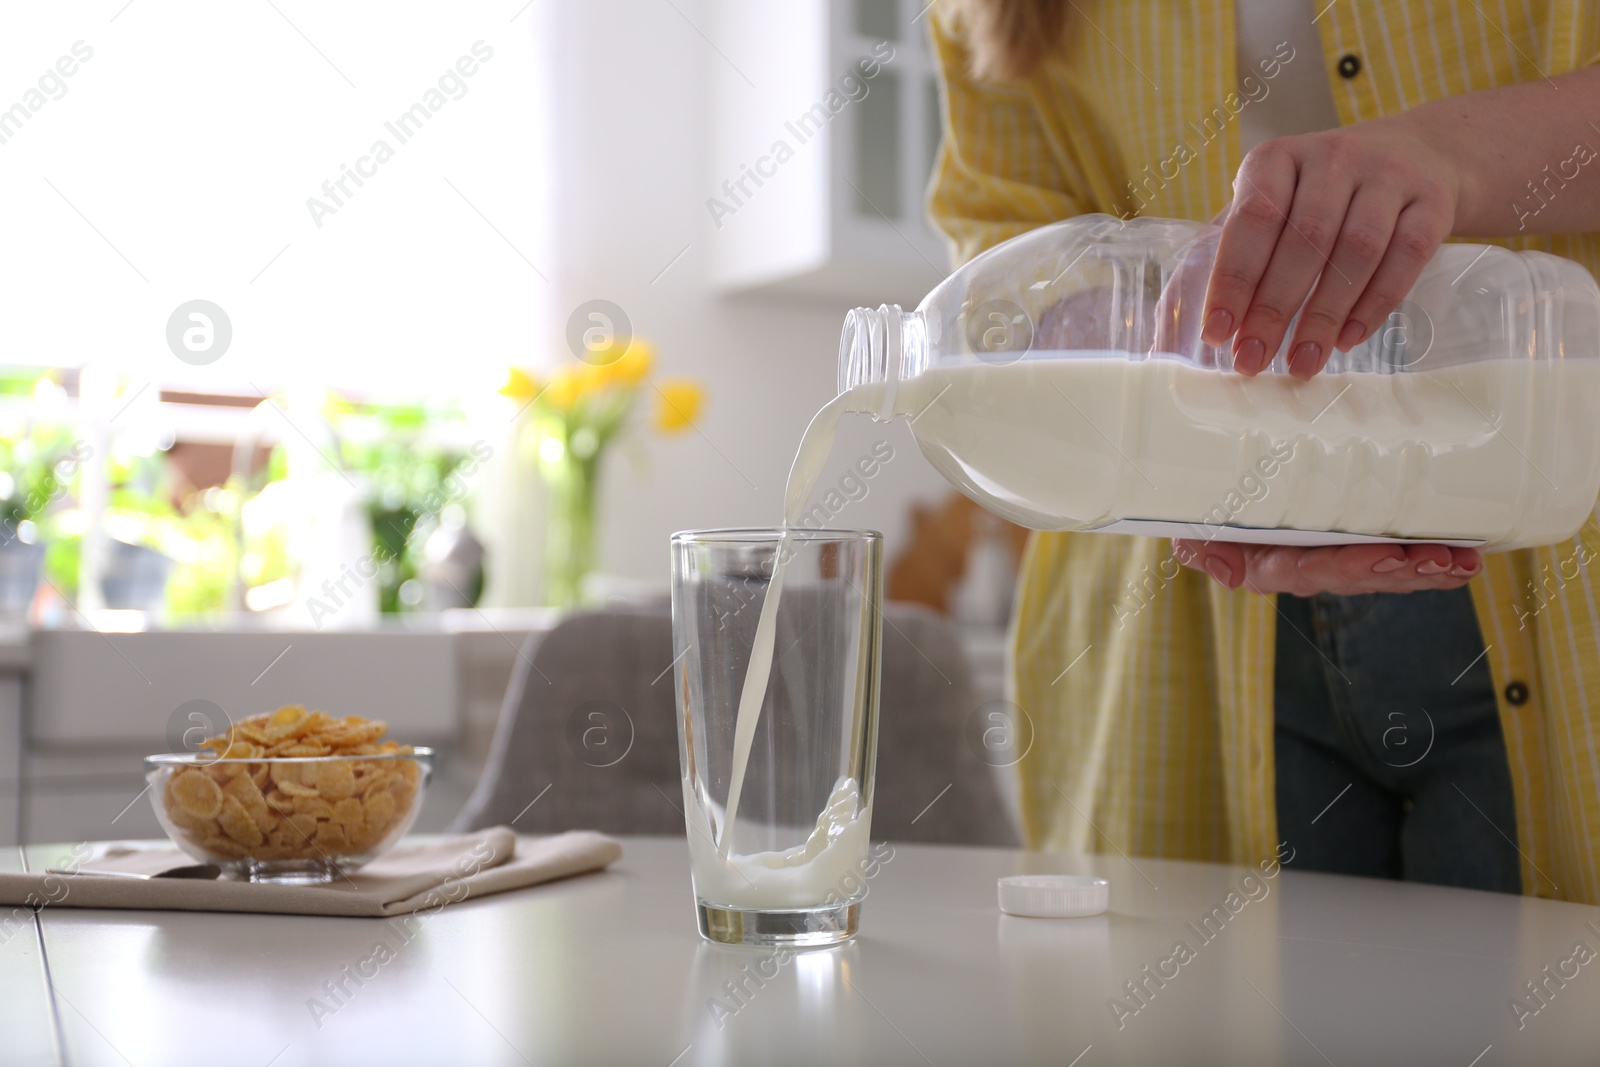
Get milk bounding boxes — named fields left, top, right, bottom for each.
left=693, top=778, right=873, bottom=910
left=832, top=219, right=1600, bottom=546
left=864, top=355, right=1600, bottom=550
left=687, top=393, right=876, bottom=911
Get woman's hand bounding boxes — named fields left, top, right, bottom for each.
left=1173, top=538, right=1482, bottom=596
left=1199, top=116, right=1462, bottom=379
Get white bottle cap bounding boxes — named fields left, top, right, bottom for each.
left=997, top=875, right=1109, bottom=918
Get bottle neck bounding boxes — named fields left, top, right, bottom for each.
left=837, top=305, right=928, bottom=420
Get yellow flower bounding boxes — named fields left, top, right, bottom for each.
left=654, top=379, right=705, bottom=433
left=544, top=366, right=585, bottom=410
left=603, top=338, right=654, bottom=386
left=499, top=367, right=541, bottom=400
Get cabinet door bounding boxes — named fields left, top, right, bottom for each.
left=710, top=0, right=948, bottom=302
left=831, top=0, right=948, bottom=296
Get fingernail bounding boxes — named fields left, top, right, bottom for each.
left=1203, top=308, right=1234, bottom=345
left=1417, top=560, right=1448, bottom=575
left=1290, top=341, right=1322, bottom=376
left=1234, top=336, right=1266, bottom=373
left=1372, top=557, right=1407, bottom=573
left=1336, top=320, right=1365, bottom=350
left=1448, top=565, right=1476, bottom=578
left=1205, top=558, right=1235, bottom=587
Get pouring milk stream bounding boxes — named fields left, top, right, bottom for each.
left=691, top=393, right=872, bottom=909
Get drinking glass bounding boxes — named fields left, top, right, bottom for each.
left=670, top=528, right=883, bottom=946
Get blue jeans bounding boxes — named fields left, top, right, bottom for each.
left=1273, top=585, right=1522, bottom=893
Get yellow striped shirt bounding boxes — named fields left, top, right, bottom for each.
left=928, top=1, right=1600, bottom=902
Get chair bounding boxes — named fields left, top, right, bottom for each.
left=453, top=602, right=1017, bottom=846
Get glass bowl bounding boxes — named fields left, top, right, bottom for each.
left=145, top=749, right=433, bottom=884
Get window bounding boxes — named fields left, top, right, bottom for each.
left=0, top=3, right=554, bottom=623
left=0, top=3, right=550, bottom=397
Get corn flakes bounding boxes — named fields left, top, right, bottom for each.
left=294, top=795, right=333, bottom=820
left=331, top=797, right=364, bottom=827
left=160, top=707, right=420, bottom=868
left=170, top=769, right=224, bottom=819
left=218, top=795, right=266, bottom=847
left=310, top=760, right=356, bottom=800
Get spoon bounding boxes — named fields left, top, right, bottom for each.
left=46, top=863, right=223, bottom=880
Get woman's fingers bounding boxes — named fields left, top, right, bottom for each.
left=1284, top=183, right=1402, bottom=377
left=1336, top=198, right=1453, bottom=352
left=1244, top=543, right=1386, bottom=593
left=1230, top=167, right=1357, bottom=376
left=1200, top=145, right=1298, bottom=355
left=1174, top=539, right=1484, bottom=595
left=1447, top=546, right=1484, bottom=578
left=1292, top=543, right=1443, bottom=593
left=1200, top=124, right=1459, bottom=375
left=1279, top=542, right=1476, bottom=594
left=1173, top=538, right=1247, bottom=589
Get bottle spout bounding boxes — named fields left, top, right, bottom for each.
left=837, top=304, right=927, bottom=420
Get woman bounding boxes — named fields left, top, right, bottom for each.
left=929, top=0, right=1600, bottom=900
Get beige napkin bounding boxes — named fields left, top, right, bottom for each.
left=0, top=827, right=622, bottom=917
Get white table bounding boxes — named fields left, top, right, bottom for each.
left=11, top=836, right=1600, bottom=1066
left=1, top=848, right=60, bottom=1067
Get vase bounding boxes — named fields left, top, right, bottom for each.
left=0, top=538, right=44, bottom=618
left=540, top=446, right=599, bottom=609
left=422, top=521, right=486, bottom=610
left=101, top=539, right=174, bottom=613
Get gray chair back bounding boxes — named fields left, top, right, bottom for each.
left=453, top=603, right=1016, bottom=846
